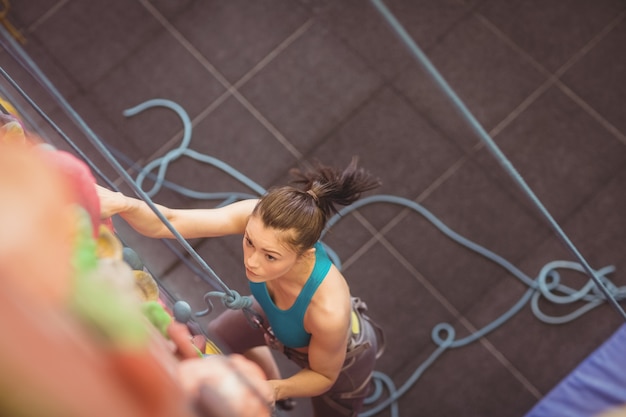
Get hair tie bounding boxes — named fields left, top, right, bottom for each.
left=306, top=189, right=319, bottom=205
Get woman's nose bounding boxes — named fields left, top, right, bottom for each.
left=246, top=251, right=259, bottom=268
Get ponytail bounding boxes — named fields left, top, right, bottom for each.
left=253, top=157, right=380, bottom=254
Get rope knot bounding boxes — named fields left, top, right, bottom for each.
left=221, top=290, right=253, bottom=310
left=196, top=290, right=254, bottom=317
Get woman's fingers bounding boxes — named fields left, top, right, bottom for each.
left=178, top=354, right=273, bottom=417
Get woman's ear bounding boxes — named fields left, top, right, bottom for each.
left=303, top=247, right=316, bottom=259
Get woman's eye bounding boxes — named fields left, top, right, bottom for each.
left=244, top=237, right=253, bottom=247
left=266, top=254, right=276, bottom=261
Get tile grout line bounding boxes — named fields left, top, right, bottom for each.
left=552, top=11, right=625, bottom=80
left=340, top=211, right=466, bottom=324
left=26, top=0, right=70, bottom=33
left=135, top=18, right=314, bottom=174
left=478, top=11, right=626, bottom=145
left=232, top=89, right=303, bottom=158
left=136, top=1, right=234, bottom=92
left=349, top=154, right=474, bottom=246
left=371, top=4, right=600, bottom=210
left=382, top=8, right=626, bottom=228
left=137, top=0, right=307, bottom=161
left=558, top=84, right=626, bottom=145
left=487, top=79, right=554, bottom=139
left=342, top=204, right=544, bottom=398
left=232, top=19, right=314, bottom=90
left=18, top=0, right=310, bottom=185
left=362, top=227, right=543, bottom=399
left=344, top=219, right=543, bottom=400
left=478, top=337, right=543, bottom=399
left=553, top=11, right=626, bottom=146
left=552, top=11, right=626, bottom=145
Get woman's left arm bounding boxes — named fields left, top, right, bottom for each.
left=268, top=302, right=351, bottom=401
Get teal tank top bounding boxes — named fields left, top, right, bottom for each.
left=249, top=242, right=332, bottom=349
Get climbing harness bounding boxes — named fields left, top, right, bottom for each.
left=1, top=5, right=625, bottom=416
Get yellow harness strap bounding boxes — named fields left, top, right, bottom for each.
left=351, top=310, right=360, bottom=334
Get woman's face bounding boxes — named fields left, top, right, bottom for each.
left=242, top=215, right=299, bottom=283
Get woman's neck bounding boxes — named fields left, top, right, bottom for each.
left=268, top=253, right=316, bottom=296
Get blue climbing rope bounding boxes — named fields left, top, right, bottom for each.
left=123, top=99, right=266, bottom=199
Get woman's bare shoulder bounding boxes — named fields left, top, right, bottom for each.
left=306, top=266, right=351, bottom=333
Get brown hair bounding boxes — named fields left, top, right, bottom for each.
left=252, top=157, right=380, bottom=254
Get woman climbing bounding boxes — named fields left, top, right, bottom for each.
left=97, top=157, right=385, bottom=416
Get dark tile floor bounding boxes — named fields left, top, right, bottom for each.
left=2, top=1, right=626, bottom=416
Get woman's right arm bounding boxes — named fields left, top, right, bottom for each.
left=96, top=185, right=258, bottom=239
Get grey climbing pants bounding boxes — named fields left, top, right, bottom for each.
left=207, top=296, right=384, bottom=417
